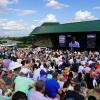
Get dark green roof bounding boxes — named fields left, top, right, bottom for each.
left=41, top=22, right=60, bottom=26
left=31, top=20, right=100, bottom=35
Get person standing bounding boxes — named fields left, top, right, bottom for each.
left=29, top=80, right=48, bottom=100
left=69, top=36, right=80, bottom=48
left=45, top=72, right=62, bottom=100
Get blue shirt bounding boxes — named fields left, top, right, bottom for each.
left=37, top=76, right=47, bottom=82
left=45, top=79, right=60, bottom=98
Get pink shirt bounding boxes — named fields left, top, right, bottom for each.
left=29, top=91, right=49, bottom=100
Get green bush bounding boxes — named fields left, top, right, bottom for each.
left=17, top=43, right=31, bottom=48
left=0, top=40, right=7, bottom=44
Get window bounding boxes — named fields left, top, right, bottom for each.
left=87, top=34, right=96, bottom=48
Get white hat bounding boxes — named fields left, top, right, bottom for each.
left=9, top=62, right=22, bottom=71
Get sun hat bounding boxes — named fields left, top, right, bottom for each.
left=8, top=62, right=22, bottom=71
left=3, top=59, right=11, bottom=68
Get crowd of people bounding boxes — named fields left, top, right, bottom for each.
left=0, top=47, right=100, bottom=100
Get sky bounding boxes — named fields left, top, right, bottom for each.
left=0, top=0, right=100, bottom=37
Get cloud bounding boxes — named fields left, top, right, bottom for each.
left=0, top=19, right=34, bottom=37
left=0, top=19, right=25, bottom=31
left=41, top=14, right=57, bottom=23
left=17, top=9, right=36, bottom=16
left=45, top=0, right=69, bottom=9
left=0, top=0, right=19, bottom=12
left=72, top=10, right=98, bottom=22
left=0, top=0, right=18, bottom=7
left=93, top=6, right=100, bottom=10
left=9, top=8, right=37, bottom=16
left=0, top=14, right=58, bottom=37
left=29, top=14, right=58, bottom=28
left=0, top=0, right=37, bottom=16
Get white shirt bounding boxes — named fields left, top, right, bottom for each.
left=33, top=68, right=41, bottom=81
left=67, top=85, right=74, bottom=91
left=93, top=79, right=97, bottom=88
left=84, top=67, right=91, bottom=74
left=76, top=59, right=81, bottom=64
left=20, top=67, right=30, bottom=75
left=78, top=66, right=84, bottom=73
left=69, top=41, right=80, bottom=48
left=0, top=89, right=2, bottom=96
left=58, top=80, right=64, bottom=88
left=54, top=58, right=59, bottom=65
left=40, top=65, right=47, bottom=72
left=88, top=60, right=93, bottom=65
left=69, top=59, right=74, bottom=64
left=58, top=56, right=63, bottom=66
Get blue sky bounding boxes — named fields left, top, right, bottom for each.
left=0, top=0, right=100, bottom=37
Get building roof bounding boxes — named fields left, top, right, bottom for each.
left=31, top=20, right=100, bottom=35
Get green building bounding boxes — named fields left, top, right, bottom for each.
left=31, top=20, right=100, bottom=49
